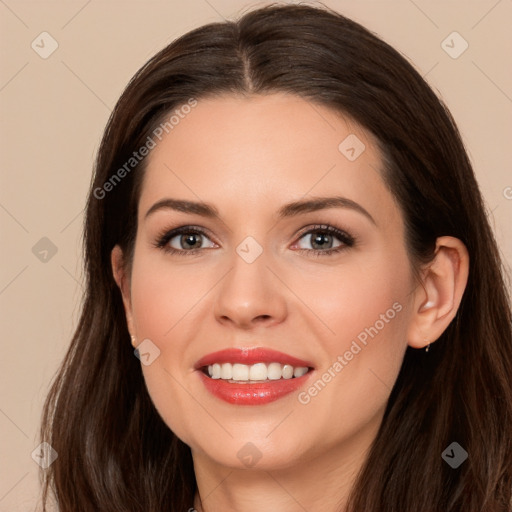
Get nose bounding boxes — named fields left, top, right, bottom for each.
left=213, top=247, right=288, bottom=330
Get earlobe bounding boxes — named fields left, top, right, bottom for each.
left=407, top=236, right=469, bottom=350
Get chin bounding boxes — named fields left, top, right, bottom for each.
left=187, top=427, right=316, bottom=472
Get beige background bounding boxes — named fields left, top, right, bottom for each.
left=0, top=0, right=510, bottom=509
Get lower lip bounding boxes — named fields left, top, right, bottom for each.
left=198, top=371, right=313, bottom=405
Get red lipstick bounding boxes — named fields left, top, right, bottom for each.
left=195, top=347, right=313, bottom=369
left=195, top=347, right=314, bottom=405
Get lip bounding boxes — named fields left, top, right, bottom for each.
left=195, top=347, right=314, bottom=369
left=195, top=347, right=315, bottom=405
left=198, top=372, right=313, bottom=405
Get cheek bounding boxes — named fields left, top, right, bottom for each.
left=128, top=252, right=213, bottom=443
left=283, top=291, right=409, bottom=463
left=293, top=252, right=411, bottom=421
left=298, top=250, right=411, bottom=354
left=129, top=253, right=202, bottom=342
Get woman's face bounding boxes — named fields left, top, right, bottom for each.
left=118, top=93, right=419, bottom=472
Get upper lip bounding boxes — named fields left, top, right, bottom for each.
left=195, top=347, right=314, bottom=369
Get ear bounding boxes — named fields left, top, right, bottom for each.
left=407, top=236, right=469, bottom=349
left=111, top=245, right=136, bottom=340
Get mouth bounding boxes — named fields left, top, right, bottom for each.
left=195, top=347, right=315, bottom=405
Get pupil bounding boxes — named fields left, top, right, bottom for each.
left=312, top=232, right=332, bottom=250
left=182, top=233, right=200, bottom=249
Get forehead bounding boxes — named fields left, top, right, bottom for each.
left=138, top=93, right=399, bottom=225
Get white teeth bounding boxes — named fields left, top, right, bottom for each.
left=293, top=366, right=308, bottom=378
left=232, top=363, right=249, bottom=380
left=282, top=364, right=294, bottom=379
left=221, top=363, right=232, bottom=379
left=267, top=362, right=282, bottom=380
left=206, top=362, right=309, bottom=381
left=211, top=363, right=221, bottom=379
left=249, top=363, right=267, bottom=380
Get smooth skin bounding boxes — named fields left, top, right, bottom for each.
left=112, top=93, right=469, bottom=512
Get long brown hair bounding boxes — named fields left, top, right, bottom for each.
left=40, top=4, right=512, bottom=511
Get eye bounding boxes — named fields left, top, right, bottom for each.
left=292, top=224, right=355, bottom=256
left=154, top=226, right=216, bottom=255
left=154, top=223, right=355, bottom=257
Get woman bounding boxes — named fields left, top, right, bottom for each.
left=39, top=3, right=512, bottom=511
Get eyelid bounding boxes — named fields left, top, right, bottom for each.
left=293, top=224, right=354, bottom=243
left=153, top=223, right=355, bottom=256
left=153, top=225, right=217, bottom=251
left=291, top=224, right=355, bottom=254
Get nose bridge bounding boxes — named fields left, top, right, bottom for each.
left=213, top=234, right=287, bottom=327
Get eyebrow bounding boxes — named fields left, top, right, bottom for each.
left=144, top=196, right=376, bottom=225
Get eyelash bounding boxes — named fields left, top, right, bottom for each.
left=153, top=224, right=356, bottom=258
